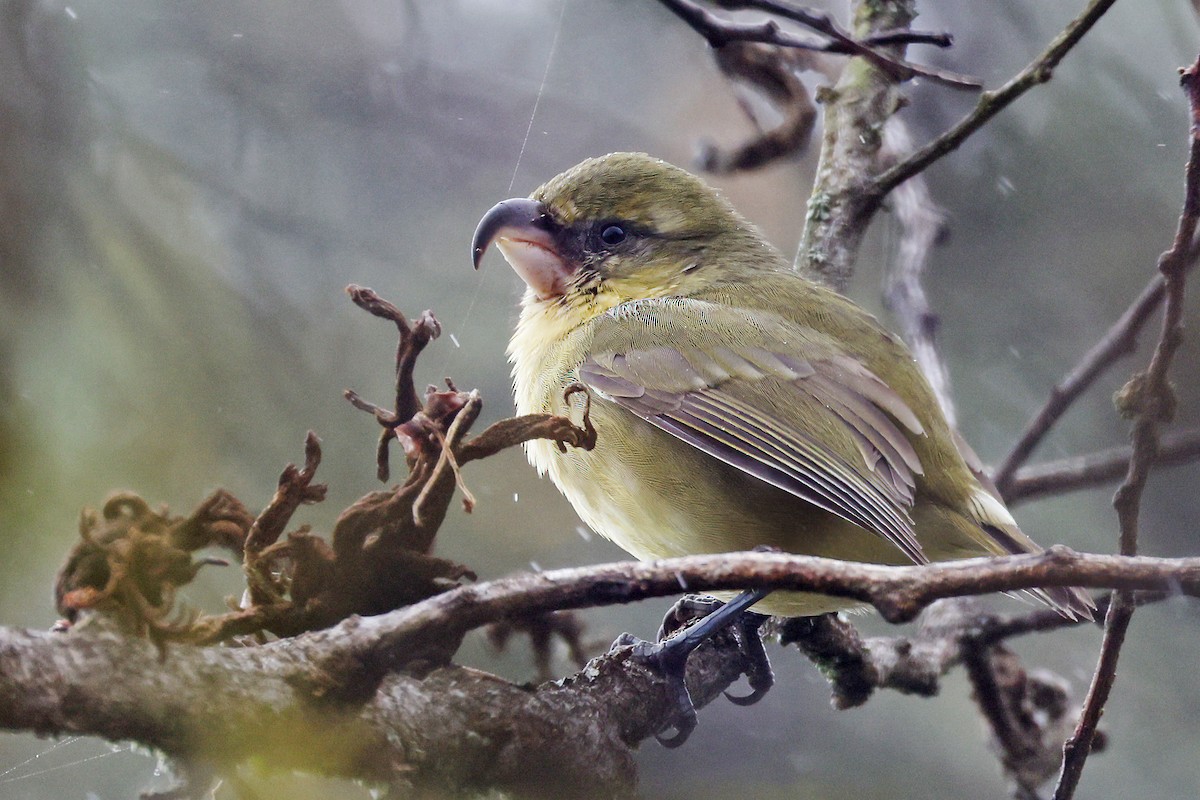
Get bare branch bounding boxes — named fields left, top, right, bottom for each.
left=993, top=275, right=1167, bottom=495
left=319, top=549, right=1198, bottom=680
left=869, top=0, right=1120, bottom=202
left=1004, top=428, right=1200, bottom=506
left=1053, top=53, right=1200, bottom=800
left=655, top=0, right=978, bottom=88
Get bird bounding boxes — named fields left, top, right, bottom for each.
left=472, top=152, right=1093, bottom=742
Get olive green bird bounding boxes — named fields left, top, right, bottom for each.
left=472, top=153, right=1093, bottom=739
left=475, top=150, right=1090, bottom=614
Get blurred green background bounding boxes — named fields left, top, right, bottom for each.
left=0, top=1, right=1198, bottom=798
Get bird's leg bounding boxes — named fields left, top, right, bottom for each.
left=656, top=594, right=774, bottom=705
left=656, top=594, right=724, bottom=641
left=613, top=588, right=772, bottom=748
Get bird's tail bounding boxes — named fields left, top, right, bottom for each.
left=983, top=521, right=1097, bottom=622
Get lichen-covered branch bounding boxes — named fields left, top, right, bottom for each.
left=0, top=625, right=652, bottom=799
left=796, top=0, right=916, bottom=290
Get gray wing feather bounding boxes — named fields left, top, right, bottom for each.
left=579, top=346, right=929, bottom=564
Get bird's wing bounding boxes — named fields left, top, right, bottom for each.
left=578, top=298, right=930, bottom=563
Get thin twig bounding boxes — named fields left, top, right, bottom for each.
left=1005, top=428, right=1200, bottom=506
left=977, top=592, right=1177, bottom=646
left=656, top=0, right=980, bottom=88
left=1053, top=54, right=1200, bottom=800
left=993, top=275, right=1166, bottom=495
left=868, top=0, right=1119, bottom=202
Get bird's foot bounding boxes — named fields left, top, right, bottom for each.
left=724, top=610, right=773, bottom=706
left=611, top=630, right=699, bottom=747
left=610, top=589, right=774, bottom=748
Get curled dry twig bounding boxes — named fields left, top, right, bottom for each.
left=57, top=286, right=598, bottom=653
left=696, top=41, right=820, bottom=173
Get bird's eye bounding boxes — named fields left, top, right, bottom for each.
left=599, top=224, right=627, bottom=246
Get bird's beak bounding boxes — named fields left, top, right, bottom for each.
left=472, top=198, right=572, bottom=300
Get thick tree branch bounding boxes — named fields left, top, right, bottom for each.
left=0, top=626, right=651, bottom=799
left=7, top=549, right=1198, bottom=797
left=796, top=0, right=916, bottom=289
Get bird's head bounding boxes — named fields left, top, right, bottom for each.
left=472, top=153, right=780, bottom=319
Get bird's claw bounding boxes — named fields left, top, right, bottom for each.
left=612, top=633, right=700, bottom=747
left=613, top=591, right=775, bottom=748
left=723, top=610, right=774, bottom=706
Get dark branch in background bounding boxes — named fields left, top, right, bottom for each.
left=1004, top=427, right=1200, bottom=506
left=655, top=0, right=978, bottom=88
left=1052, top=54, right=1200, bottom=800
left=696, top=41, right=820, bottom=174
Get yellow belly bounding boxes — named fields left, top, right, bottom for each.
left=525, top=398, right=909, bottom=616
